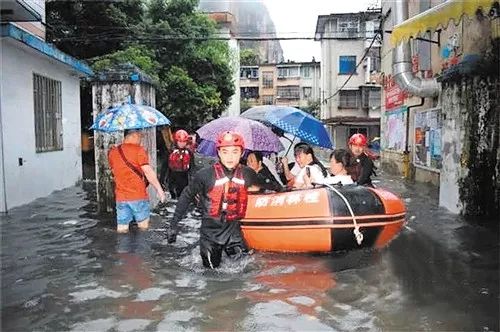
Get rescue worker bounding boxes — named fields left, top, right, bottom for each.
left=166, top=129, right=195, bottom=199
left=347, top=133, right=376, bottom=187
left=166, top=131, right=279, bottom=268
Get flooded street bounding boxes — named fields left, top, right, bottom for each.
left=1, top=173, right=498, bottom=331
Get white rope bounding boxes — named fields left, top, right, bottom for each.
left=328, top=185, right=364, bottom=246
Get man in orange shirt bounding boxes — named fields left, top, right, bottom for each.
left=109, top=129, right=166, bottom=233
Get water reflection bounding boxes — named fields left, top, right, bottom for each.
left=245, top=255, right=336, bottom=317
left=1, top=175, right=498, bottom=331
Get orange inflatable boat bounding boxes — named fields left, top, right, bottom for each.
left=241, top=186, right=406, bottom=253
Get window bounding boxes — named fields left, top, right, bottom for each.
left=262, top=71, right=274, bottom=88
left=337, top=18, right=359, bottom=33
left=366, top=48, right=381, bottom=72
left=240, top=87, right=259, bottom=99
left=301, top=66, right=311, bottom=78
left=303, top=87, right=312, bottom=99
left=339, top=90, right=359, bottom=108
left=277, top=86, right=300, bottom=99
left=240, top=67, right=259, bottom=79
left=277, top=67, right=299, bottom=78
left=348, top=127, right=368, bottom=138
left=361, top=87, right=381, bottom=108
left=339, top=56, right=357, bottom=75
left=33, top=74, right=63, bottom=152
left=262, top=95, right=274, bottom=105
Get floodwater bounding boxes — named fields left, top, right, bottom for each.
left=1, top=173, right=498, bottom=331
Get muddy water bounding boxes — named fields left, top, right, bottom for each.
left=1, top=174, right=498, bottom=331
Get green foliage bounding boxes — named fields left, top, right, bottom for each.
left=143, top=0, right=234, bottom=129
left=240, top=48, right=260, bottom=66
left=47, top=0, right=235, bottom=130
left=158, top=66, right=221, bottom=129
left=91, top=46, right=160, bottom=81
left=240, top=99, right=253, bottom=113
left=46, top=0, right=145, bottom=59
left=302, top=100, right=321, bottom=118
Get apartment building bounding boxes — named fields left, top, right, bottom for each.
left=240, top=61, right=321, bottom=111
left=315, top=10, right=382, bottom=148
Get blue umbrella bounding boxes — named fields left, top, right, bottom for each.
left=91, top=103, right=171, bottom=132
left=241, top=105, right=333, bottom=149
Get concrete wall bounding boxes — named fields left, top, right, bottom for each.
left=0, top=39, right=82, bottom=212
left=380, top=0, right=499, bottom=216
left=225, top=38, right=241, bottom=116
left=440, top=77, right=499, bottom=216
left=321, top=38, right=367, bottom=119
left=92, top=80, right=157, bottom=213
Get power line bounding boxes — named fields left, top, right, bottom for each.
left=321, top=32, right=380, bottom=105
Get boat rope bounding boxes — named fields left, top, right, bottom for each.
left=325, top=184, right=364, bottom=245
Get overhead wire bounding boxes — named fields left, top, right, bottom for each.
left=321, top=31, right=381, bottom=105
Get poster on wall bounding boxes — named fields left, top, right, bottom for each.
left=414, top=108, right=442, bottom=169
left=382, top=106, right=407, bottom=152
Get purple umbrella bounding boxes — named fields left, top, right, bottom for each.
left=196, top=116, right=284, bottom=157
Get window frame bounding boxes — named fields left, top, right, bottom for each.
left=339, top=56, right=357, bottom=75
left=262, top=71, right=274, bottom=88
left=338, top=89, right=359, bottom=109
left=33, top=73, right=63, bottom=153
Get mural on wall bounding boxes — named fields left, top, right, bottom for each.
left=441, top=32, right=462, bottom=71
left=382, top=106, right=407, bottom=151
left=414, top=108, right=442, bottom=169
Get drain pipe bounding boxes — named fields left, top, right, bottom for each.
left=393, top=0, right=440, bottom=178
left=392, top=0, right=440, bottom=97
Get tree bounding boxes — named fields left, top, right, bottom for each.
left=145, top=0, right=234, bottom=130
left=240, top=48, right=260, bottom=66
left=302, top=100, right=321, bottom=118
left=91, top=45, right=160, bottom=81
left=46, top=0, right=145, bottom=59
left=47, top=0, right=235, bottom=131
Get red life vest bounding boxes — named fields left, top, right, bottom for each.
left=207, top=163, right=248, bottom=221
left=168, top=149, right=191, bottom=172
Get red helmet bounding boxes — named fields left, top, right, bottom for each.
left=174, top=129, right=189, bottom=143
left=349, top=133, right=367, bottom=146
left=216, top=131, right=245, bottom=149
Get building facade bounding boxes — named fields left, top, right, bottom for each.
left=240, top=61, right=321, bottom=112
left=315, top=10, right=382, bottom=148
left=207, top=12, right=240, bottom=116
left=0, top=0, right=92, bottom=212
left=380, top=0, right=499, bottom=216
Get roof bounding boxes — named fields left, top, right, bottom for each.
left=314, top=10, right=381, bottom=40
left=0, top=0, right=41, bottom=22
left=1, top=23, right=93, bottom=76
left=390, top=0, right=496, bottom=45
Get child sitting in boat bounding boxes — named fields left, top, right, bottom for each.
left=246, top=151, right=283, bottom=192
left=281, top=143, right=328, bottom=189
left=323, top=149, right=354, bottom=186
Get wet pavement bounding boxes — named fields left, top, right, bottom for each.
left=1, top=171, right=498, bottom=331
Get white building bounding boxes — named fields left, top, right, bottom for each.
left=0, top=0, right=92, bottom=212
left=207, top=12, right=240, bottom=117
left=315, top=10, right=382, bottom=148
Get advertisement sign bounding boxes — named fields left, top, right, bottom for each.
left=384, top=75, right=406, bottom=111
left=414, top=108, right=442, bottom=169
left=382, top=106, right=407, bottom=152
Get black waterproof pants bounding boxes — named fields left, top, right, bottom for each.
left=168, top=171, right=189, bottom=199
left=199, top=236, right=248, bottom=269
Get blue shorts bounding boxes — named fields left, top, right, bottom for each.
left=116, top=199, right=150, bottom=225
